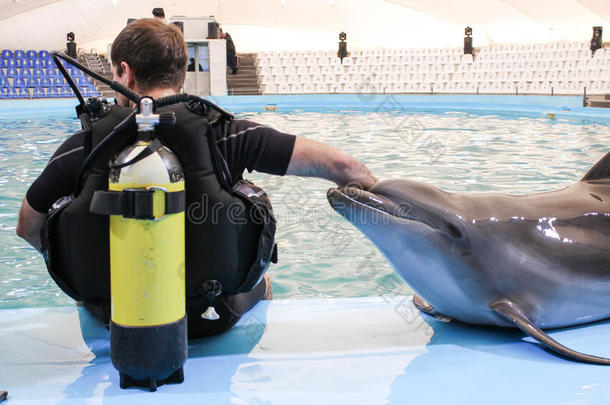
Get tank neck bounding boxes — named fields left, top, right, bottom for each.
left=137, top=130, right=155, bottom=142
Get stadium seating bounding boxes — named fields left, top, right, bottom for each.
left=1, top=43, right=608, bottom=98
left=257, top=41, right=609, bottom=95
left=0, top=49, right=100, bottom=99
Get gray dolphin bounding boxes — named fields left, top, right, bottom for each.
left=327, top=152, right=610, bottom=364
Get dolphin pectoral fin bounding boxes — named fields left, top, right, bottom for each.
left=412, top=295, right=452, bottom=323
left=491, top=299, right=610, bottom=365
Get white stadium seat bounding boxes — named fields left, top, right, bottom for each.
left=461, top=54, right=473, bottom=63
left=342, top=83, right=356, bottom=93
left=502, top=81, right=516, bottom=94
left=262, top=83, right=277, bottom=94
left=443, top=81, right=457, bottom=93
left=276, top=83, right=290, bottom=93
left=314, top=83, right=328, bottom=93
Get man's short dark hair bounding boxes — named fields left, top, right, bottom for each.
left=152, top=7, right=165, bottom=18
left=111, top=18, right=187, bottom=92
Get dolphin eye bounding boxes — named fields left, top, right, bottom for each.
left=446, top=223, right=463, bottom=239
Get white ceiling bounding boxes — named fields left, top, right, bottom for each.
left=0, top=0, right=607, bottom=52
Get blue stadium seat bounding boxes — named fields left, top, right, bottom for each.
left=6, top=59, right=16, bottom=68
left=77, top=77, right=91, bottom=86
left=14, top=50, right=26, bottom=59
left=69, top=67, right=84, bottom=77
left=39, top=58, right=51, bottom=68
left=21, top=59, right=35, bottom=69
left=0, top=59, right=5, bottom=68
left=13, top=77, right=26, bottom=88
left=85, top=87, right=100, bottom=97
left=26, top=50, right=37, bottom=59
left=7, top=87, right=19, bottom=98
left=20, top=68, right=32, bottom=78
left=6, top=68, right=18, bottom=78
left=40, top=77, right=52, bottom=87
left=30, top=59, right=43, bottom=68
left=47, top=87, right=60, bottom=97
left=32, top=87, right=46, bottom=98
left=17, top=87, right=30, bottom=98
left=0, top=87, right=8, bottom=99
left=12, top=58, right=23, bottom=68
left=60, top=87, right=74, bottom=98
left=0, top=77, right=7, bottom=87
left=52, top=77, right=66, bottom=86
left=26, top=77, right=40, bottom=87
left=39, top=50, right=50, bottom=59
left=1, top=50, right=13, bottom=59
left=33, top=67, right=44, bottom=77
left=46, top=68, right=60, bottom=78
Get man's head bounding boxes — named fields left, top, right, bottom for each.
left=152, top=7, right=165, bottom=19
left=111, top=18, right=187, bottom=103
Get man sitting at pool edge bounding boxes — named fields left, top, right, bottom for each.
left=16, top=18, right=377, bottom=338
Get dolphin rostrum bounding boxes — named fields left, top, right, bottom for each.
left=327, top=152, right=610, bottom=364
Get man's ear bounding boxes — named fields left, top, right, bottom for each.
left=119, top=61, right=136, bottom=90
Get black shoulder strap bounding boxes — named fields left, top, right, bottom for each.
left=207, top=119, right=235, bottom=191
left=79, top=111, right=93, bottom=158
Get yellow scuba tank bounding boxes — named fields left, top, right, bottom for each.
left=97, top=97, right=187, bottom=391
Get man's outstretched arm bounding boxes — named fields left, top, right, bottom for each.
left=286, top=137, right=378, bottom=188
left=17, top=198, right=45, bottom=251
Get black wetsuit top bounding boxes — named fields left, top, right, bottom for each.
left=27, top=120, right=296, bottom=213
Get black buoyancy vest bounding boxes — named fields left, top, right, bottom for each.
left=42, top=100, right=276, bottom=306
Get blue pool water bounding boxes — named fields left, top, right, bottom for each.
left=1, top=96, right=609, bottom=309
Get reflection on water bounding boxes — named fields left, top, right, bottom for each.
left=1, top=106, right=609, bottom=308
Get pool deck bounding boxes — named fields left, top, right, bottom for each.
left=2, top=296, right=610, bottom=404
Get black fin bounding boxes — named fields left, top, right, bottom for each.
left=491, top=299, right=610, bottom=365
left=412, top=295, right=452, bottom=322
left=582, top=151, right=610, bottom=181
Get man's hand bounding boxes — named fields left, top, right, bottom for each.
left=286, top=137, right=378, bottom=188
left=16, top=198, right=46, bottom=251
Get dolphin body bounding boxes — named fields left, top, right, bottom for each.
left=327, top=152, right=610, bottom=364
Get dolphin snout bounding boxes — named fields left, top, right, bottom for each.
left=327, top=186, right=412, bottom=219
left=328, top=182, right=467, bottom=242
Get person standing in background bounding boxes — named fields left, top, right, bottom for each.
left=220, top=28, right=238, bottom=74
left=152, top=7, right=165, bottom=22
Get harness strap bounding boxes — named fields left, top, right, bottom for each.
left=90, top=188, right=185, bottom=220
left=110, top=138, right=163, bottom=170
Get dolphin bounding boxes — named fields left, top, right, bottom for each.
left=327, top=152, right=610, bottom=364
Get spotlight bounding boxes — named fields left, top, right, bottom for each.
left=464, top=26, right=473, bottom=55
left=338, top=32, right=348, bottom=63
left=66, top=32, right=77, bottom=58
left=591, top=26, right=603, bottom=55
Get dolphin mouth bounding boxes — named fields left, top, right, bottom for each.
left=327, top=186, right=464, bottom=239
left=328, top=186, right=419, bottom=222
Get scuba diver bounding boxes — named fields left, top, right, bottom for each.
left=16, top=18, right=377, bottom=340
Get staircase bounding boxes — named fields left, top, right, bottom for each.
left=587, top=94, right=610, bottom=108
left=79, top=53, right=114, bottom=99
left=227, top=53, right=261, bottom=95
